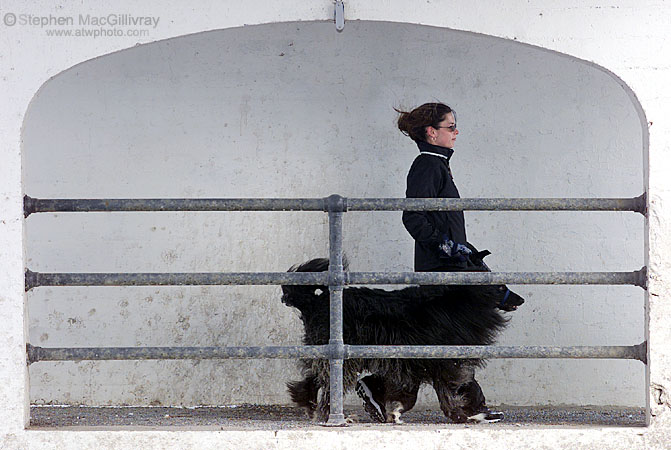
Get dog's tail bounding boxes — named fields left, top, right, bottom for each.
left=286, top=373, right=319, bottom=411
left=281, top=257, right=348, bottom=309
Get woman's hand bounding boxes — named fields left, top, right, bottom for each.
left=438, top=237, right=472, bottom=262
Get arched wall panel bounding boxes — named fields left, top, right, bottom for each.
left=23, top=21, right=645, bottom=407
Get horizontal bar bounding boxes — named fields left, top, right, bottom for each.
left=25, top=268, right=647, bottom=290
left=27, top=342, right=646, bottom=364
left=25, top=270, right=327, bottom=291
left=348, top=196, right=646, bottom=214
left=348, top=269, right=648, bottom=288
left=23, top=194, right=646, bottom=217
left=26, top=344, right=330, bottom=364
left=23, top=196, right=327, bottom=216
left=347, top=344, right=647, bottom=363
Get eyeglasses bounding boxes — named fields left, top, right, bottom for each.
left=435, top=109, right=457, bottom=131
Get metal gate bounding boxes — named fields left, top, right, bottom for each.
left=24, top=193, right=648, bottom=425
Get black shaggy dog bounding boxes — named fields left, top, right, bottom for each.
left=282, top=257, right=524, bottom=424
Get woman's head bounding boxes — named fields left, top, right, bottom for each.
left=396, top=102, right=458, bottom=148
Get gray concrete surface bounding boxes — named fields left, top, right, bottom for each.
left=23, top=19, right=645, bottom=409
left=30, top=405, right=646, bottom=429
left=4, top=2, right=671, bottom=449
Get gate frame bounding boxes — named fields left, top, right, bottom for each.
left=23, top=193, right=649, bottom=426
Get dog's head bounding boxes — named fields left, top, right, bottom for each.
left=465, top=247, right=524, bottom=311
left=281, top=258, right=349, bottom=306
left=476, top=284, right=524, bottom=312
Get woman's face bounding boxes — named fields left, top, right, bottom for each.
left=426, top=112, right=458, bottom=149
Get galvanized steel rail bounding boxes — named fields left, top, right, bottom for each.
left=24, top=269, right=647, bottom=291
left=26, top=344, right=331, bottom=362
left=348, top=343, right=647, bottom=363
left=23, top=194, right=646, bottom=216
left=27, top=343, right=647, bottom=364
left=348, top=270, right=647, bottom=287
left=23, top=270, right=329, bottom=291
left=23, top=193, right=648, bottom=426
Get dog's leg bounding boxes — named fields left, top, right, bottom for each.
left=449, top=366, right=503, bottom=423
left=316, top=385, right=331, bottom=422
left=432, top=364, right=472, bottom=424
left=458, top=378, right=486, bottom=416
left=434, top=363, right=502, bottom=424
left=383, top=381, right=420, bottom=424
left=286, top=372, right=319, bottom=419
left=433, top=379, right=469, bottom=423
left=303, top=360, right=333, bottom=422
left=387, top=401, right=405, bottom=424
left=457, top=375, right=504, bottom=424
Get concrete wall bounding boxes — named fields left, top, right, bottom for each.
left=2, top=0, right=670, bottom=448
left=22, top=20, right=645, bottom=408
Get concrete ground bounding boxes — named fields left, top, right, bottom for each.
left=30, top=405, right=646, bottom=430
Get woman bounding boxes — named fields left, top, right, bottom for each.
left=355, top=102, right=503, bottom=424
left=399, top=102, right=472, bottom=272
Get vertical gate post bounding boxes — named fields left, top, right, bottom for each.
left=325, top=195, right=346, bottom=426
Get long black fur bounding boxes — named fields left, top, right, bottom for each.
left=282, top=257, right=524, bottom=423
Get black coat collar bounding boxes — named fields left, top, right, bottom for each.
left=416, top=140, right=454, bottom=161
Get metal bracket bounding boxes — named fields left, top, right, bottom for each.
left=634, top=192, right=647, bottom=216
left=634, top=341, right=648, bottom=364
left=636, top=266, right=648, bottom=290
left=23, top=195, right=35, bottom=218
left=334, top=1, right=344, bottom=32
left=324, top=194, right=347, bottom=212
left=24, top=269, right=37, bottom=292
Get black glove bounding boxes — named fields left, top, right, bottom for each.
left=438, top=236, right=472, bottom=263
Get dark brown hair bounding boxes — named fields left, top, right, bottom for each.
left=396, top=103, right=454, bottom=143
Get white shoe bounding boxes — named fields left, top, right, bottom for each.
left=468, top=410, right=504, bottom=424
left=355, top=380, right=386, bottom=423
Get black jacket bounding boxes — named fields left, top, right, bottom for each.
left=402, top=140, right=467, bottom=271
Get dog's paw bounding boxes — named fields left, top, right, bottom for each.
left=449, top=412, right=469, bottom=424
left=387, top=413, right=403, bottom=424
left=345, top=414, right=360, bottom=424
left=387, top=401, right=404, bottom=424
